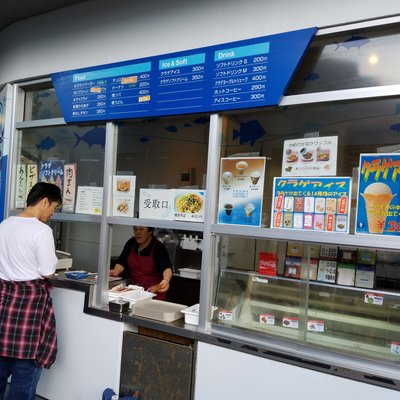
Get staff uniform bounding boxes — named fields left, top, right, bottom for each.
left=116, top=236, right=172, bottom=300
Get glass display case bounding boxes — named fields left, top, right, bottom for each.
left=212, top=237, right=400, bottom=364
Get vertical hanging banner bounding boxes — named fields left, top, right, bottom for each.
left=356, top=154, right=400, bottom=236
left=218, top=157, right=266, bottom=226
left=51, top=27, right=316, bottom=122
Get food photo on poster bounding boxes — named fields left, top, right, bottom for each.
left=218, top=157, right=266, bottom=227
left=271, top=177, right=351, bottom=233
left=356, top=153, right=400, bottom=236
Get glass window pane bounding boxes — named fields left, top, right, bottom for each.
left=222, top=96, right=400, bottom=227
left=288, top=25, right=400, bottom=94
left=116, top=114, right=210, bottom=216
left=15, top=124, right=105, bottom=209
left=24, top=86, right=62, bottom=121
left=50, top=221, right=100, bottom=272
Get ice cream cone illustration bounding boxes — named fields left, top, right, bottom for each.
left=361, top=182, right=396, bottom=234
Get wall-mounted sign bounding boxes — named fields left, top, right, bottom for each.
left=139, top=189, right=174, bottom=220
left=52, top=28, right=316, bottom=123
left=271, top=177, right=351, bottom=233
left=356, top=153, right=400, bottom=236
left=282, top=136, right=338, bottom=177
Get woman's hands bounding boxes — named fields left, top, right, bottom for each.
left=148, top=278, right=170, bottom=294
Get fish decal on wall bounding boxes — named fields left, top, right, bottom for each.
left=303, top=72, right=320, bottom=81
left=232, top=120, right=266, bottom=146
left=193, top=116, right=210, bottom=125
left=390, top=123, right=400, bottom=132
left=73, top=127, right=106, bottom=149
left=36, top=136, right=56, bottom=150
left=335, top=35, right=370, bottom=50
left=139, top=136, right=150, bottom=143
left=165, top=125, right=178, bottom=133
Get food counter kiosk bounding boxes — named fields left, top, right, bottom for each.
left=3, top=15, right=400, bottom=400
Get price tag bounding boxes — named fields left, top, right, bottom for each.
left=307, top=320, right=325, bottom=332
left=259, top=314, right=275, bottom=325
left=218, top=310, right=233, bottom=321
left=364, top=292, right=384, bottom=305
left=282, top=317, right=299, bottom=329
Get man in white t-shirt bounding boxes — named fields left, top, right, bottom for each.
left=0, top=182, right=62, bottom=400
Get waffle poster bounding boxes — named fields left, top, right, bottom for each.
left=281, top=136, right=338, bottom=177
left=218, top=157, right=266, bottom=226
left=356, top=154, right=400, bottom=236
left=271, top=177, right=351, bottom=233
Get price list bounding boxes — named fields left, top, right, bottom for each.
left=71, top=62, right=152, bottom=119
left=53, top=27, right=316, bottom=122
left=156, top=53, right=206, bottom=113
left=211, top=42, right=269, bottom=108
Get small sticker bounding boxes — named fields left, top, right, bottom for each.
left=364, top=292, right=384, bottom=306
left=139, top=95, right=151, bottom=103
left=218, top=310, right=233, bottom=321
left=282, top=317, right=299, bottom=329
left=307, top=320, right=325, bottom=332
left=259, top=314, right=275, bottom=325
left=390, top=341, right=400, bottom=354
left=121, top=76, right=138, bottom=84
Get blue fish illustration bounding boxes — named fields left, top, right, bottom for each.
left=139, top=136, right=150, bottom=143
left=143, top=118, right=159, bottom=123
left=38, top=92, right=51, bottom=98
left=36, top=136, right=56, bottom=151
left=73, top=127, right=106, bottom=148
left=303, top=72, right=320, bottom=81
left=335, top=35, right=370, bottom=50
left=193, top=116, right=210, bottom=125
left=184, top=123, right=192, bottom=128
left=165, top=125, right=178, bottom=133
left=232, top=120, right=266, bottom=146
left=390, top=123, right=400, bottom=132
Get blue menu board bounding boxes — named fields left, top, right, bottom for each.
left=356, top=154, right=400, bottom=236
left=52, top=27, right=316, bottom=122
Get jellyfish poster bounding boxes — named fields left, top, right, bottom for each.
left=218, top=157, right=266, bottom=226
left=356, top=154, right=400, bottom=236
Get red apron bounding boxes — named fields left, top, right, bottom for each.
left=127, top=243, right=167, bottom=301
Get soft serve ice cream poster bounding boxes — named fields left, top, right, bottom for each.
left=218, top=157, right=265, bottom=226
left=356, top=154, right=400, bottom=236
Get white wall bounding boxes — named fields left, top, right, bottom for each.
left=38, top=287, right=135, bottom=400
left=194, top=342, right=400, bottom=400
left=0, top=0, right=399, bottom=84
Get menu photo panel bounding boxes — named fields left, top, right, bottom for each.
left=356, top=153, right=400, bottom=236
left=218, top=157, right=266, bottom=227
left=271, top=177, right=351, bottom=233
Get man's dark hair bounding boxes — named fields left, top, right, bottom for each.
left=26, top=182, right=62, bottom=207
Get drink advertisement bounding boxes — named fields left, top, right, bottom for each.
left=281, top=136, right=338, bottom=177
left=218, top=157, right=266, bottom=226
left=356, top=154, right=400, bottom=236
left=271, top=177, right=351, bottom=233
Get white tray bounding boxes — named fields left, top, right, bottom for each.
left=108, top=284, right=155, bottom=306
left=133, top=300, right=187, bottom=322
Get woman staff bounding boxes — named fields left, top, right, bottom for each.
left=110, top=226, right=173, bottom=300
